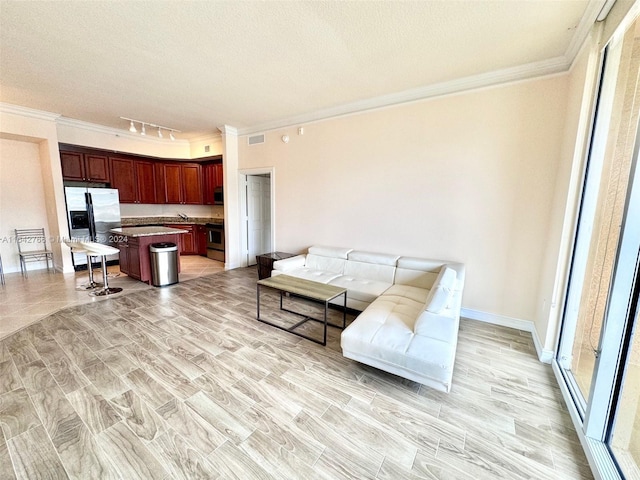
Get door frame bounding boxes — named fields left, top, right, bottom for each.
left=238, top=167, right=276, bottom=268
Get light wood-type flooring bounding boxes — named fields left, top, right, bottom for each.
left=0, top=266, right=593, bottom=479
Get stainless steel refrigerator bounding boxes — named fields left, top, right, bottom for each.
left=64, top=187, right=121, bottom=270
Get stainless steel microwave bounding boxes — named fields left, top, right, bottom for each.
left=214, top=187, right=223, bottom=204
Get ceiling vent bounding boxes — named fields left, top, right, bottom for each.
left=248, top=134, right=265, bottom=145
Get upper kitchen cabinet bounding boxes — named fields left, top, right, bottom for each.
left=110, top=157, right=157, bottom=204
left=60, top=150, right=110, bottom=183
left=157, top=163, right=202, bottom=205
left=203, top=162, right=223, bottom=205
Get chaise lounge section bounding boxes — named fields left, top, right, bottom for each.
left=272, top=246, right=465, bottom=392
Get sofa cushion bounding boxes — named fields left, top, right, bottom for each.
left=414, top=309, right=458, bottom=341
left=272, top=255, right=306, bottom=271
left=329, top=276, right=392, bottom=304
left=308, top=245, right=353, bottom=259
left=344, top=260, right=396, bottom=284
left=273, top=267, right=341, bottom=284
left=424, top=267, right=457, bottom=313
left=306, top=254, right=347, bottom=274
left=394, top=257, right=445, bottom=289
left=381, top=284, right=429, bottom=304
left=348, top=250, right=399, bottom=266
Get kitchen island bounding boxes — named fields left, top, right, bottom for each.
left=110, top=226, right=187, bottom=284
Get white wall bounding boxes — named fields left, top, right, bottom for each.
left=0, top=138, right=52, bottom=273
left=120, top=203, right=223, bottom=219
left=238, top=74, right=569, bottom=325
left=0, top=108, right=71, bottom=272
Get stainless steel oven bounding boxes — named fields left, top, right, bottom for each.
left=206, top=222, right=225, bottom=261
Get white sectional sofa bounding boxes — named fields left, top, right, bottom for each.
left=272, top=246, right=465, bottom=392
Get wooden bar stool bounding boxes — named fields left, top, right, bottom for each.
left=80, top=242, right=122, bottom=297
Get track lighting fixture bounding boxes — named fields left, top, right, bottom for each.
left=119, top=117, right=181, bottom=141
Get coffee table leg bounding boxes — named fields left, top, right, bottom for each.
left=343, top=291, right=347, bottom=329
left=324, top=300, right=328, bottom=346
left=256, top=283, right=261, bottom=319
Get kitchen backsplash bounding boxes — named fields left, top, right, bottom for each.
left=119, top=203, right=223, bottom=219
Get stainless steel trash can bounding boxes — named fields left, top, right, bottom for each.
left=149, top=242, right=178, bottom=287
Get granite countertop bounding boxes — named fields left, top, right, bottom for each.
left=121, top=216, right=223, bottom=226
left=110, top=226, right=188, bottom=237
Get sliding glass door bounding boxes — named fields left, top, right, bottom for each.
left=557, top=12, right=640, bottom=479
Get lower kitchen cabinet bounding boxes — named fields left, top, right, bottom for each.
left=117, top=233, right=181, bottom=284
left=164, top=224, right=197, bottom=255
left=196, top=225, right=207, bottom=256
left=117, top=238, right=141, bottom=280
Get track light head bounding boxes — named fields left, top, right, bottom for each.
left=121, top=117, right=180, bottom=140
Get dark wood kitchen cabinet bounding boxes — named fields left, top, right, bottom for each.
left=196, top=224, right=207, bottom=256
left=165, top=224, right=197, bottom=255
left=61, top=151, right=110, bottom=183
left=117, top=237, right=141, bottom=280
left=110, top=157, right=157, bottom=204
left=110, top=158, right=137, bottom=202
left=135, top=161, right=157, bottom=204
left=157, top=163, right=202, bottom=205
left=117, top=232, right=181, bottom=284
left=203, top=162, right=223, bottom=205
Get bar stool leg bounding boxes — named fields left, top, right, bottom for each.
left=90, top=255, right=122, bottom=297
left=80, top=255, right=103, bottom=290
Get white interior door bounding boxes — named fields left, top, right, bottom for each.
left=247, top=175, right=271, bottom=265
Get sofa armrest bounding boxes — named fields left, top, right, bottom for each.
left=273, top=255, right=306, bottom=272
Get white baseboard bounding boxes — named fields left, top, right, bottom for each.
left=461, top=307, right=554, bottom=364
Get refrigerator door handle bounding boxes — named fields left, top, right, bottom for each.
left=85, top=192, right=97, bottom=242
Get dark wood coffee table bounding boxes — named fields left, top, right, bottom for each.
left=256, top=274, right=347, bottom=345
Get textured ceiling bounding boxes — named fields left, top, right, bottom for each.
left=0, top=1, right=592, bottom=139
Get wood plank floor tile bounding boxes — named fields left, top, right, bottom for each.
left=155, top=398, right=226, bottom=456
left=81, top=361, right=130, bottom=400
left=205, top=439, right=274, bottom=480
left=239, top=428, right=327, bottom=480
left=95, top=346, right=139, bottom=377
left=185, top=391, right=254, bottom=445
left=0, top=360, right=22, bottom=395
left=242, top=404, right=325, bottom=466
left=96, top=421, right=168, bottom=480
left=47, top=357, right=90, bottom=394
left=66, top=384, right=121, bottom=435
left=109, top=389, right=166, bottom=443
left=148, top=428, right=219, bottom=480
left=0, top=388, right=41, bottom=439
left=294, top=409, right=384, bottom=478
left=6, top=425, right=69, bottom=480
left=124, top=368, right=174, bottom=410
left=51, top=415, right=120, bottom=480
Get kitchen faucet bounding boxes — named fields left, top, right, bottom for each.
left=177, top=212, right=188, bottom=220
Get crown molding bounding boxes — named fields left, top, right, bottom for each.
left=564, top=0, right=605, bottom=64
left=238, top=55, right=570, bottom=136
left=0, top=102, right=61, bottom=121
left=56, top=117, right=189, bottom=145
left=218, top=125, right=239, bottom=136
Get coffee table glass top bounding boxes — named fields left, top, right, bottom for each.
left=257, top=274, right=346, bottom=301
